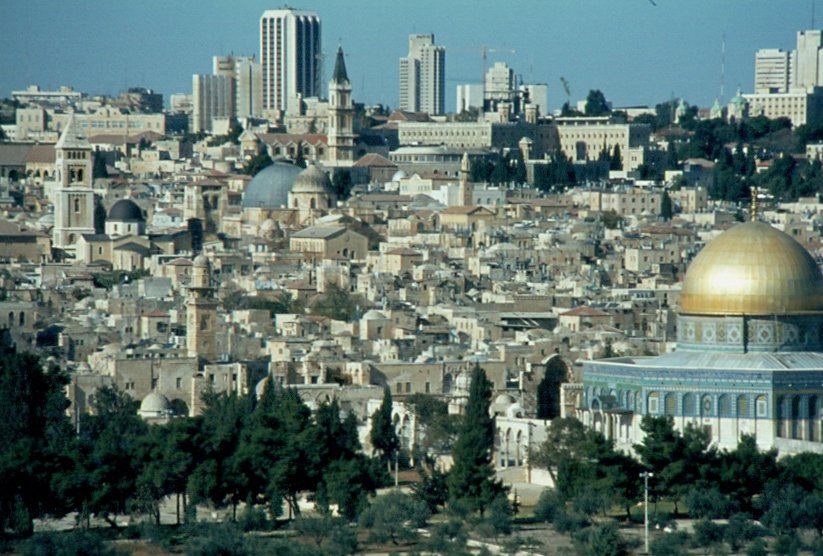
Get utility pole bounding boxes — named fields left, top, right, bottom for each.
left=640, top=471, right=655, bottom=554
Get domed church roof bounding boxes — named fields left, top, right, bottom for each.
left=140, top=391, right=172, bottom=413
left=108, top=199, right=144, bottom=222
left=680, top=222, right=823, bottom=316
left=241, top=160, right=303, bottom=209
left=292, top=164, right=332, bottom=194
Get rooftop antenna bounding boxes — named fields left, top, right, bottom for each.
left=813, top=0, right=816, bottom=29
left=720, top=33, right=726, bottom=103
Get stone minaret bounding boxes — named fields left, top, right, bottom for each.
left=458, top=152, right=473, bottom=206
left=187, top=255, right=218, bottom=363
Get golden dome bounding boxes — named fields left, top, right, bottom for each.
left=680, top=222, right=823, bottom=315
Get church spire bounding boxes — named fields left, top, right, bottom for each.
left=332, top=45, right=349, bottom=84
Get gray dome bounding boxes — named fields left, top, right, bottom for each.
left=292, top=164, right=332, bottom=194
left=140, top=391, right=172, bottom=413
left=108, top=199, right=144, bottom=222
left=242, top=161, right=303, bottom=209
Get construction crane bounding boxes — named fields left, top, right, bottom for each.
left=560, top=77, right=571, bottom=97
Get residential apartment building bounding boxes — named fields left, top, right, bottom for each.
left=399, top=34, right=445, bottom=115
left=260, top=8, right=321, bottom=116
left=192, top=74, right=234, bottom=134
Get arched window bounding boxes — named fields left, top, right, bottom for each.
left=756, top=395, right=768, bottom=418
left=718, top=394, right=732, bottom=417
left=647, top=391, right=659, bottom=414
left=664, top=393, right=676, bottom=416
left=683, top=393, right=696, bottom=416
left=737, top=395, right=749, bottom=418
left=701, top=395, right=713, bottom=417
left=74, top=198, right=80, bottom=212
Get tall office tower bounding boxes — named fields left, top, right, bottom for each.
left=192, top=74, right=234, bottom=133
left=260, top=8, right=321, bottom=116
left=755, top=48, right=791, bottom=93
left=794, top=30, right=823, bottom=91
left=399, top=34, right=445, bottom=115
left=212, top=55, right=263, bottom=119
left=327, top=46, right=355, bottom=165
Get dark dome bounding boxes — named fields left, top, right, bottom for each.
left=242, top=161, right=303, bottom=209
left=292, top=164, right=332, bottom=193
left=108, top=199, right=144, bottom=222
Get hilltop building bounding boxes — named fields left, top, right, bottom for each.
left=581, top=221, right=823, bottom=455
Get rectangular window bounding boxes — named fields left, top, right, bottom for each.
left=176, top=377, right=182, bottom=389
left=405, top=382, right=412, bottom=393
left=425, top=381, right=431, bottom=394
left=648, top=398, right=659, bottom=414
left=756, top=398, right=768, bottom=417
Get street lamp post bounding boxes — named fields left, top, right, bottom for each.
left=640, top=471, right=654, bottom=554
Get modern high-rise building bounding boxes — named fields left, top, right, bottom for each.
left=234, top=57, right=263, bottom=119
left=754, top=48, right=791, bottom=94
left=260, top=8, right=321, bottom=116
left=399, top=34, right=445, bottom=115
left=794, top=30, right=823, bottom=91
left=192, top=74, right=234, bottom=133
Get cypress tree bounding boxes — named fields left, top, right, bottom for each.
left=447, top=365, right=506, bottom=515
left=370, top=387, right=399, bottom=470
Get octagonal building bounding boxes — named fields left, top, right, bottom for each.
left=581, top=221, right=823, bottom=454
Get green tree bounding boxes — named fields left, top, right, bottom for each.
left=0, top=345, right=73, bottom=537
left=243, top=150, right=273, bottom=176
left=70, top=386, right=149, bottom=527
left=332, top=169, right=353, bottom=200
left=718, top=435, right=777, bottom=515
left=447, top=366, right=506, bottom=516
left=359, top=491, right=430, bottom=545
left=650, top=531, right=691, bottom=556
left=660, top=192, right=673, bottom=220
left=635, top=416, right=718, bottom=515
left=370, top=388, right=399, bottom=470
left=188, top=391, right=252, bottom=521
left=610, top=144, right=622, bottom=171
left=573, top=522, right=627, bottom=556
left=692, top=518, right=725, bottom=556
left=309, top=281, right=365, bottom=322
left=584, top=90, right=611, bottom=116
left=405, top=393, right=461, bottom=467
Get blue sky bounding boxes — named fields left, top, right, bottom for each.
left=0, top=0, right=814, bottom=113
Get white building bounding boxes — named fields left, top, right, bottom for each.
left=754, top=48, right=791, bottom=94
left=399, top=34, right=445, bottom=115
left=484, top=62, right=515, bottom=109
left=260, top=8, right=321, bottom=116
left=794, top=29, right=823, bottom=91
left=456, top=84, right=484, bottom=113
